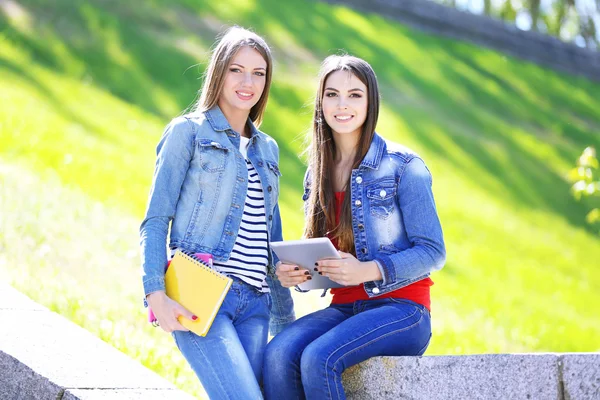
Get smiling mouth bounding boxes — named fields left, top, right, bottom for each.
left=236, top=91, right=254, bottom=100
left=334, top=115, right=354, bottom=122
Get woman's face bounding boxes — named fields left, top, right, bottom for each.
left=218, top=46, right=267, bottom=116
left=322, top=70, right=368, bottom=137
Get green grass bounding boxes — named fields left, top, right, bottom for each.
left=1, top=0, right=600, bottom=397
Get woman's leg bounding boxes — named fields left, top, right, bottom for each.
left=263, top=304, right=353, bottom=400
left=172, top=282, right=266, bottom=400
left=300, top=299, right=431, bottom=400
left=233, top=287, right=271, bottom=386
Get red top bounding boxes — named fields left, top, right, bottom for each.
left=328, top=191, right=433, bottom=310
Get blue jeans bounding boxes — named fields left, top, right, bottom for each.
left=263, top=298, right=431, bottom=400
left=173, top=279, right=271, bottom=400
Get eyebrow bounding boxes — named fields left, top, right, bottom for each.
left=231, top=63, right=266, bottom=71
left=324, top=87, right=365, bottom=92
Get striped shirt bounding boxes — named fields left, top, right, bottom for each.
left=212, top=136, right=269, bottom=292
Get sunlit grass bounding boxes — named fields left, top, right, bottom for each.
left=0, top=162, right=329, bottom=398
left=1, top=0, right=600, bottom=398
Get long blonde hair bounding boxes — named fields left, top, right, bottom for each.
left=190, top=26, right=273, bottom=127
left=304, top=55, right=380, bottom=255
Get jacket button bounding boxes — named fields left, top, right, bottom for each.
left=380, top=189, right=387, bottom=198
left=361, top=248, right=367, bottom=254
left=267, top=186, right=272, bottom=192
left=258, top=161, right=263, bottom=167
left=238, top=177, right=245, bottom=182
left=354, top=200, right=361, bottom=206
left=356, top=176, right=362, bottom=184
left=372, top=287, right=380, bottom=294
left=269, top=215, right=273, bottom=221
left=226, top=231, right=233, bottom=236
left=357, top=223, right=364, bottom=230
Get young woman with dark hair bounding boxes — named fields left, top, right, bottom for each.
left=263, top=55, right=446, bottom=400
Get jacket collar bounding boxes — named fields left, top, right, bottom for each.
left=359, top=132, right=386, bottom=169
left=204, top=105, right=262, bottom=140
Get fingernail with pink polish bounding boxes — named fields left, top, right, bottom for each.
left=192, top=315, right=198, bottom=321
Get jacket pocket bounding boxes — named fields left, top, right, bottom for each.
left=266, top=161, right=281, bottom=177
left=366, top=179, right=397, bottom=219
left=197, top=139, right=229, bottom=172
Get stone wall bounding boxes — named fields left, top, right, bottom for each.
left=2, top=283, right=598, bottom=399
left=323, top=0, right=600, bottom=81
left=0, top=283, right=194, bottom=400
left=342, top=353, right=600, bottom=399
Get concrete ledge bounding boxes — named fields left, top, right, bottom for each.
left=343, top=353, right=600, bottom=400
left=562, top=353, right=600, bottom=399
left=0, top=283, right=194, bottom=400
left=3, top=283, right=598, bottom=400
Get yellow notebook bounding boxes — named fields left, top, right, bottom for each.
left=165, top=250, right=232, bottom=337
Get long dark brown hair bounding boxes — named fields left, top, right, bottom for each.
left=190, top=26, right=273, bottom=127
left=303, top=55, right=380, bottom=254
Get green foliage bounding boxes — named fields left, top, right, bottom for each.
left=569, top=147, right=600, bottom=229
left=1, top=0, right=600, bottom=397
left=436, top=0, right=598, bottom=48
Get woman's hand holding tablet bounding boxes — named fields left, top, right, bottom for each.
left=271, top=238, right=344, bottom=290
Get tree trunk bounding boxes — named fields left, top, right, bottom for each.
left=552, top=0, right=572, bottom=36
left=529, top=0, right=541, bottom=31
left=484, top=0, right=492, bottom=15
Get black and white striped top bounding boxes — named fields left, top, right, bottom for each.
left=213, top=136, right=269, bottom=292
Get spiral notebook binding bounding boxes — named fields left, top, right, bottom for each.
left=176, top=249, right=229, bottom=281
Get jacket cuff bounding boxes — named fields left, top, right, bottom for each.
left=373, top=259, right=388, bottom=286
left=143, top=276, right=166, bottom=297
left=374, top=255, right=396, bottom=286
left=271, top=251, right=281, bottom=268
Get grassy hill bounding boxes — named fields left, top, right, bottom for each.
left=1, top=0, right=599, bottom=397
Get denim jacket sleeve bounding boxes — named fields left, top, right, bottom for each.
left=302, top=168, right=311, bottom=212
left=267, top=178, right=296, bottom=336
left=139, top=118, right=195, bottom=297
left=373, top=157, right=446, bottom=286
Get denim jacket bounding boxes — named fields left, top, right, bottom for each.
left=303, top=133, right=446, bottom=297
left=140, top=106, right=295, bottom=334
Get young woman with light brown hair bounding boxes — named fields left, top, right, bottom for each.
left=140, top=27, right=294, bottom=399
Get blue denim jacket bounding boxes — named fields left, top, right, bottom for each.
left=140, top=106, right=295, bottom=334
left=303, top=133, right=446, bottom=297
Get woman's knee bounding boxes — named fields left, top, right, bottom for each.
left=300, top=340, right=331, bottom=377
left=264, top=335, right=301, bottom=372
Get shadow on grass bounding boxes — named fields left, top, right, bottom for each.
left=232, top=0, right=599, bottom=230
left=0, top=1, right=207, bottom=119
left=0, top=54, right=114, bottom=142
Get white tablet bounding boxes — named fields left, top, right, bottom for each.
left=271, top=238, right=344, bottom=291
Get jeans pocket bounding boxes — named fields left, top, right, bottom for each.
left=388, top=297, right=421, bottom=309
